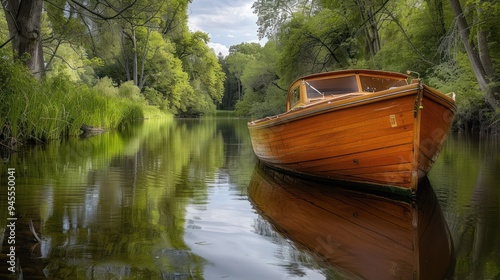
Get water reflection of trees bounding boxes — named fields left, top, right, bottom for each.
left=0, top=118, right=252, bottom=279
left=430, top=133, right=500, bottom=279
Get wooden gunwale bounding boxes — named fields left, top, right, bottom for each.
left=421, top=85, right=457, bottom=110
left=249, top=84, right=419, bottom=129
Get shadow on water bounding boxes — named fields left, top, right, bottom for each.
left=248, top=163, right=455, bottom=280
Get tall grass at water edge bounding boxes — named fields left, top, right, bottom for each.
left=0, top=60, right=165, bottom=146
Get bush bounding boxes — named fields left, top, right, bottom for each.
left=0, top=59, right=42, bottom=142
left=0, top=59, right=165, bottom=148
left=93, top=77, right=119, bottom=96
left=118, top=81, right=142, bottom=101
left=426, top=57, right=497, bottom=132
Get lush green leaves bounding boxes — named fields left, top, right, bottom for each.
left=232, top=0, right=499, bottom=131
left=2, top=0, right=225, bottom=119
left=0, top=0, right=230, bottom=144
left=233, top=41, right=286, bottom=118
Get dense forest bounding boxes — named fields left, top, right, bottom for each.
left=1, top=0, right=499, bottom=149
left=221, top=0, right=499, bottom=133
left=0, top=0, right=225, bottom=148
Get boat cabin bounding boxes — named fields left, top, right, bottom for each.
left=286, top=70, right=409, bottom=111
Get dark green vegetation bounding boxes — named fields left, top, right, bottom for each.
left=1, top=0, right=224, bottom=148
left=220, top=0, right=499, bottom=133
left=0, top=58, right=167, bottom=146
left=1, top=0, right=499, bottom=149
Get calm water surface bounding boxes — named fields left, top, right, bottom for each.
left=0, top=118, right=498, bottom=279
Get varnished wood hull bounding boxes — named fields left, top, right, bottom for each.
left=248, top=164, right=455, bottom=279
left=248, top=83, right=455, bottom=195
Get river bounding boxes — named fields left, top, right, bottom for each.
left=0, top=118, right=498, bottom=279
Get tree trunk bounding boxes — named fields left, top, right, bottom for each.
left=366, top=5, right=381, bottom=55
left=120, top=31, right=131, bottom=81
left=449, top=0, right=499, bottom=110
left=425, top=0, right=447, bottom=37
left=237, top=79, right=241, bottom=101
left=476, top=1, right=497, bottom=80
left=138, top=29, right=151, bottom=91
left=354, top=0, right=381, bottom=57
left=2, top=0, right=44, bottom=78
left=131, top=25, right=138, bottom=87
left=435, top=0, right=447, bottom=36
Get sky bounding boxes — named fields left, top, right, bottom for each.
left=187, top=0, right=265, bottom=56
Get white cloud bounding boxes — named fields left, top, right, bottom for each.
left=188, top=0, right=264, bottom=55
left=208, top=42, right=230, bottom=57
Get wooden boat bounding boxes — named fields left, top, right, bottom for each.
left=248, top=164, right=455, bottom=280
left=248, top=69, right=456, bottom=195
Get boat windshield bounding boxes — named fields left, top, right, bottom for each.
left=359, top=75, right=407, bottom=92
left=305, top=75, right=358, bottom=99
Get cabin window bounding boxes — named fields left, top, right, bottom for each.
left=359, top=75, right=407, bottom=92
left=290, top=86, right=301, bottom=108
left=305, top=75, right=358, bottom=99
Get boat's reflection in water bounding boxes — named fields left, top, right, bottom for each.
left=248, top=163, right=454, bottom=280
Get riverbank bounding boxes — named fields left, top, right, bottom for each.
left=0, top=60, right=170, bottom=151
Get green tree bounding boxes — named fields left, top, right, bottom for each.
left=252, top=0, right=317, bottom=39
left=2, top=0, right=44, bottom=78
left=235, top=41, right=286, bottom=118
left=142, top=31, right=193, bottom=114
left=247, top=0, right=499, bottom=131
left=175, top=31, right=226, bottom=116
left=277, top=10, right=359, bottom=80
left=218, top=52, right=239, bottom=110
left=226, top=52, right=253, bottom=101
left=224, top=42, right=262, bottom=104
left=449, top=0, right=499, bottom=111
left=1, top=0, right=139, bottom=78
left=64, top=0, right=224, bottom=116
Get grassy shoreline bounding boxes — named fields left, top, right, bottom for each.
left=0, top=60, right=171, bottom=150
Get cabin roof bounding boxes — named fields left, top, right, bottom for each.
left=290, top=69, right=409, bottom=90
left=285, top=69, right=411, bottom=112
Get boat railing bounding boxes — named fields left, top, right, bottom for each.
left=445, top=92, right=456, bottom=101
left=249, top=111, right=288, bottom=124
left=302, top=93, right=363, bottom=109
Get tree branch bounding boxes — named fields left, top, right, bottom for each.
left=385, top=10, right=436, bottom=66
left=69, top=0, right=138, bottom=21
left=0, top=35, right=15, bottom=49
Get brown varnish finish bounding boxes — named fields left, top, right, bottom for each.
left=248, top=70, right=456, bottom=195
left=248, top=164, right=455, bottom=280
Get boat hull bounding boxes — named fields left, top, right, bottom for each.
left=248, top=84, right=455, bottom=195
